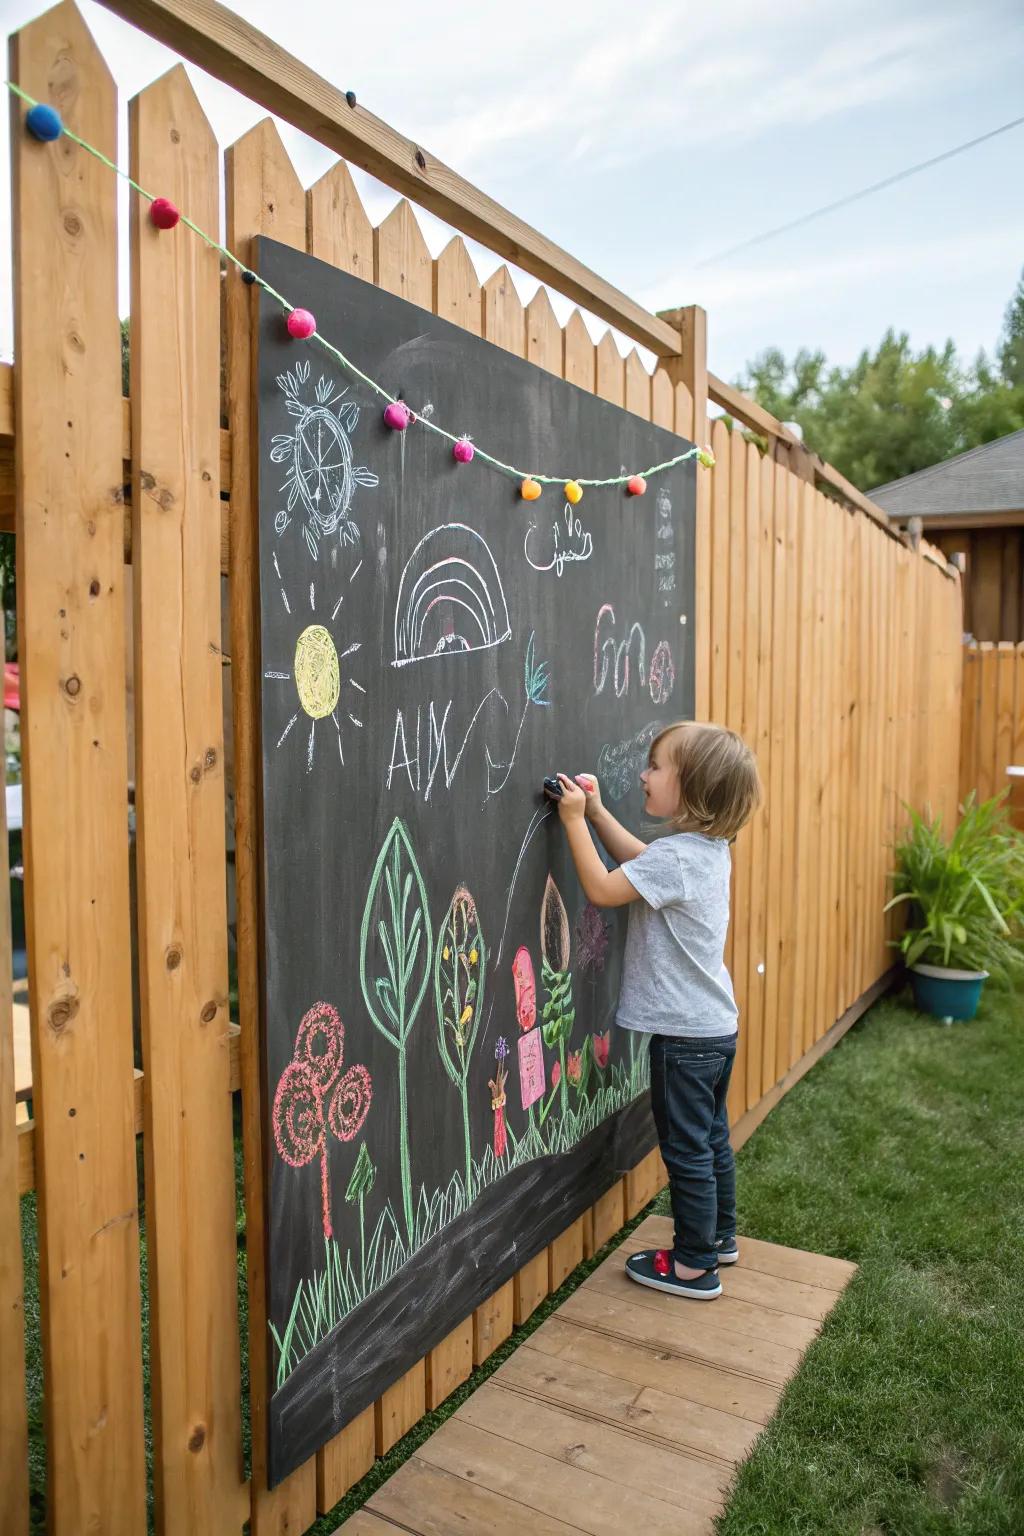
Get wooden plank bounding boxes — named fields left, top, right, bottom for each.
left=497, top=1341, right=763, bottom=1463
left=745, top=451, right=773, bottom=1101
left=98, top=0, right=685, bottom=355
left=336, top=1511, right=407, bottom=1535
left=995, top=642, right=1016, bottom=793
left=787, top=483, right=812, bottom=1064
left=549, top=1216, right=585, bottom=1291
left=513, top=1249, right=549, bottom=1326
left=595, top=332, right=624, bottom=407
left=370, top=1453, right=586, bottom=1535
left=317, top=1407, right=376, bottom=1513
left=584, top=1255, right=820, bottom=1353
left=482, top=266, right=525, bottom=354
left=976, top=643, right=997, bottom=802
left=306, top=157, right=374, bottom=282
left=525, top=288, right=562, bottom=376
left=528, top=1315, right=780, bottom=1425
left=225, top=116, right=318, bottom=1531
left=776, top=469, right=800, bottom=1078
left=426, top=1317, right=473, bottom=1410
left=590, top=1179, right=626, bottom=1254
left=761, top=461, right=788, bottom=1092
left=414, top=1416, right=716, bottom=1536
left=0, top=730, right=28, bottom=1533
left=707, top=419, right=731, bottom=725
left=373, top=199, right=432, bottom=310
left=10, top=8, right=147, bottom=1529
left=129, top=65, right=243, bottom=1534
left=555, top=1288, right=802, bottom=1388
left=458, top=1383, right=728, bottom=1512
left=375, top=1363, right=427, bottom=1457
left=473, top=1280, right=514, bottom=1366
left=721, top=429, right=746, bottom=1110
left=801, top=491, right=825, bottom=1051
left=624, top=350, right=651, bottom=421
left=433, top=237, right=482, bottom=336
left=562, top=309, right=595, bottom=393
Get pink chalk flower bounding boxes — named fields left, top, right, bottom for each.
left=593, top=1031, right=611, bottom=1071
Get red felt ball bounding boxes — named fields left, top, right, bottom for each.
left=384, top=401, right=411, bottom=431
left=150, top=197, right=180, bottom=230
left=452, top=437, right=475, bottom=463
left=627, top=475, right=647, bottom=497
left=287, top=308, right=316, bottom=339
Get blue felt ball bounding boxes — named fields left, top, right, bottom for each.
left=26, top=103, right=63, bottom=142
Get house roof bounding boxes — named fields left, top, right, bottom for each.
left=870, top=428, right=1024, bottom=520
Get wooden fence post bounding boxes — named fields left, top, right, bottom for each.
left=9, top=4, right=147, bottom=1529
left=129, top=65, right=244, bottom=1534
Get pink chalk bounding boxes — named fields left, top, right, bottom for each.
left=518, top=1028, right=545, bottom=1110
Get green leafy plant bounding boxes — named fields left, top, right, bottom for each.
left=359, top=818, right=433, bottom=1245
left=435, top=886, right=486, bottom=1200
left=885, top=792, right=1024, bottom=981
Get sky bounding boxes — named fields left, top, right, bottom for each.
left=0, top=0, right=1022, bottom=386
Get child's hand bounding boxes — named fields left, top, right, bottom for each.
left=555, top=773, right=587, bottom=822
left=574, top=773, right=603, bottom=820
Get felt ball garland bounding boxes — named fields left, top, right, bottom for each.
left=150, top=196, right=180, bottom=229
left=25, top=102, right=62, bottom=141
left=8, top=76, right=717, bottom=505
left=286, top=307, right=316, bottom=339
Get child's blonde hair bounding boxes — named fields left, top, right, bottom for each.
left=650, top=721, right=761, bottom=841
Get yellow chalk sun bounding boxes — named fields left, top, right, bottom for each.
left=294, top=624, right=340, bottom=720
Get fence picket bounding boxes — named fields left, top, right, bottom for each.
left=129, top=65, right=244, bottom=1533
left=10, top=7, right=147, bottom=1528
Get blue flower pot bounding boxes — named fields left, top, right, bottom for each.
left=909, top=963, right=988, bottom=1022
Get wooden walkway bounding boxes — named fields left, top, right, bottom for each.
left=336, top=1214, right=857, bottom=1535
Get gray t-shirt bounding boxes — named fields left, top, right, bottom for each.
left=616, top=832, right=738, bottom=1039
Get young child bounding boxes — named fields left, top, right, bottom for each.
left=548, top=721, right=761, bottom=1300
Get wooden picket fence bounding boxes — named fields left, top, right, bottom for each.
left=0, top=4, right=965, bottom=1534
left=960, top=642, right=1024, bottom=828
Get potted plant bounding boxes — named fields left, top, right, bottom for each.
left=885, top=792, right=1024, bottom=1021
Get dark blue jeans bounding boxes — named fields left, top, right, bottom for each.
left=649, top=1032, right=738, bottom=1271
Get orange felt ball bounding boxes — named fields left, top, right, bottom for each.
left=564, top=480, right=583, bottom=505
left=627, top=475, right=647, bottom=496
left=520, top=477, right=542, bottom=501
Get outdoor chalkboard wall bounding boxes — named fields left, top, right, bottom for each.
left=254, top=236, right=696, bottom=1484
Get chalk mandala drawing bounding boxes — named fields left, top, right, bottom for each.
left=393, top=522, right=511, bottom=667
left=263, top=568, right=365, bottom=773
left=271, top=361, right=379, bottom=560
left=272, top=1002, right=373, bottom=1240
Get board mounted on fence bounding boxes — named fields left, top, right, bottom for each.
left=253, top=237, right=696, bottom=1484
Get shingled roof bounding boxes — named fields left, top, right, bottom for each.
left=871, top=428, right=1024, bottom=521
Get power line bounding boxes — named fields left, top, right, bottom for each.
left=695, top=112, right=1024, bottom=268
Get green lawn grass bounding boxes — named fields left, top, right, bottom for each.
left=19, top=980, right=1024, bottom=1533
left=709, top=981, right=1024, bottom=1535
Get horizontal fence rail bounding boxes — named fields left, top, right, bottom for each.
left=2, top=6, right=965, bottom=1534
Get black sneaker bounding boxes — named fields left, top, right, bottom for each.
left=715, top=1236, right=739, bottom=1265
left=624, top=1249, right=722, bottom=1300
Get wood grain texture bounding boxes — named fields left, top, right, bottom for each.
left=10, top=7, right=146, bottom=1528
left=307, top=158, right=373, bottom=282
left=225, top=116, right=318, bottom=1532
left=373, top=199, right=432, bottom=310
left=513, top=1249, right=550, bottom=1325
left=0, top=728, right=28, bottom=1535
left=473, top=1281, right=514, bottom=1366
left=425, top=1318, right=473, bottom=1410
left=376, top=1364, right=426, bottom=1456
left=129, top=65, right=243, bottom=1535
left=317, top=1407, right=375, bottom=1514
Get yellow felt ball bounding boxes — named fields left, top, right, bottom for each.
left=521, top=477, right=542, bottom=501
left=697, top=447, right=716, bottom=469
left=564, top=480, right=583, bottom=504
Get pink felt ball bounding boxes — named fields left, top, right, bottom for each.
left=627, top=475, right=647, bottom=497
left=384, top=401, right=411, bottom=431
left=150, top=197, right=180, bottom=230
left=452, top=437, right=475, bottom=464
left=286, top=308, right=316, bottom=340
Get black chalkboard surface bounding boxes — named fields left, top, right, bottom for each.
left=254, top=236, right=696, bottom=1484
